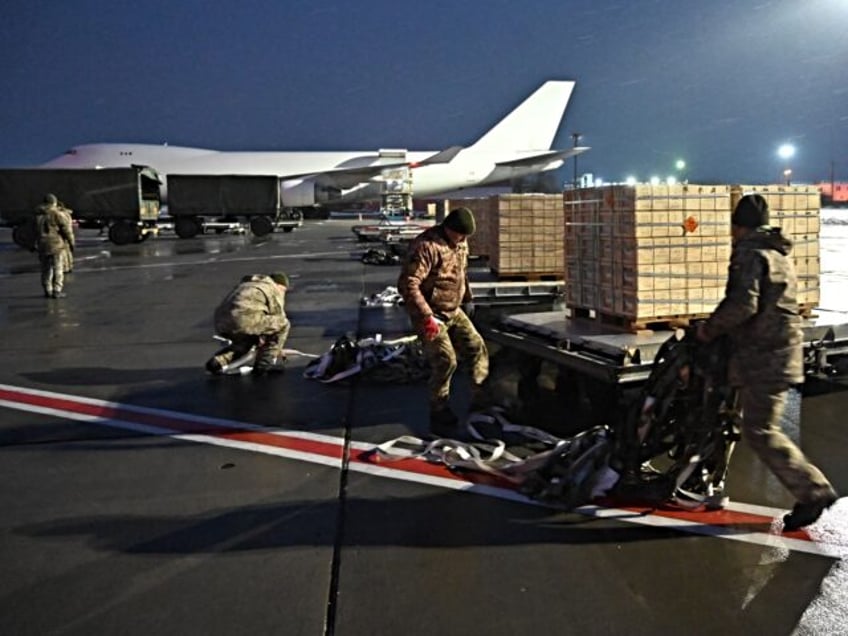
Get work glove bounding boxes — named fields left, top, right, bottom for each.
left=421, top=315, right=441, bottom=341
left=462, top=301, right=476, bottom=319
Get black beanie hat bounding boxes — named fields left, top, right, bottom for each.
left=269, top=272, right=290, bottom=287
left=732, top=194, right=770, bottom=228
left=443, top=207, right=476, bottom=235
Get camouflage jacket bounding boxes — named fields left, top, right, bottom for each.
left=213, top=274, right=289, bottom=337
left=34, top=203, right=75, bottom=255
left=397, top=224, right=472, bottom=328
left=702, top=227, right=804, bottom=386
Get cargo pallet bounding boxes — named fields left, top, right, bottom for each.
left=490, top=270, right=561, bottom=283
left=568, top=307, right=710, bottom=333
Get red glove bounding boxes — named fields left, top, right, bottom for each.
left=421, top=315, right=441, bottom=341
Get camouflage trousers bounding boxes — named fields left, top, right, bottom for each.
left=63, top=246, right=74, bottom=273
left=421, top=310, right=488, bottom=406
left=211, top=320, right=291, bottom=369
left=39, top=252, right=66, bottom=295
left=738, top=383, right=835, bottom=504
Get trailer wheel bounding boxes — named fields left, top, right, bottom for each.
left=250, top=216, right=274, bottom=237
left=287, top=209, right=304, bottom=221
left=108, top=220, right=139, bottom=245
left=12, top=223, right=37, bottom=250
left=174, top=216, right=201, bottom=239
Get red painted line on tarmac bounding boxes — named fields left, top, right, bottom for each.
left=0, top=384, right=815, bottom=544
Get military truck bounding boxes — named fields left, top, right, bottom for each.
left=165, top=174, right=302, bottom=239
left=0, top=166, right=162, bottom=247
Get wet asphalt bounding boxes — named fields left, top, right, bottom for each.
left=0, top=220, right=846, bottom=636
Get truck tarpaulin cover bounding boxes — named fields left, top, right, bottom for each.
left=166, top=175, right=280, bottom=217
left=0, top=167, right=161, bottom=223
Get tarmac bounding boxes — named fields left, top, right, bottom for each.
left=0, top=220, right=846, bottom=636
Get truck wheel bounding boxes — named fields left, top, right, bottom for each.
left=250, top=216, right=274, bottom=237
left=12, top=224, right=36, bottom=250
left=282, top=226, right=295, bottom=233
left=174, top=216, right=201, bottom=239
left=108, top=221, right=139, bottom=245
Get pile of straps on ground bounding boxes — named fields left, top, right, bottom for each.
left=361, top=247, right=400, bottom=266
left=368, top=409, right=621, bottom=510
left=303, top=333, right=429, bottom=384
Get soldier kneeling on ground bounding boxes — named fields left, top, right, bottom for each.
left=205, top=272, right=291, bottom=376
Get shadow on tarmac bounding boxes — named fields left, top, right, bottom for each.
left=16, top=491, right=724, bottom=554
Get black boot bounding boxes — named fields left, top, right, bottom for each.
left=468, top=383, right=494, bottom=413
left=253, top=336, right=285, bottom=376
left=783, top=491, right=838, bottom=531
left=430, top=403, right=461, bottom=438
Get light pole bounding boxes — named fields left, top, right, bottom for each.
left=778, top=143, right=795, bottom=185
left=675, top=159, right=687, bottom=184
left=571, top=132, right=582, bottom=188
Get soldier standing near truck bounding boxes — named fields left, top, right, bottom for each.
left=34, top=193, right=75, bottom=298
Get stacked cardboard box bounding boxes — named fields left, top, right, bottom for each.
left=564, top=184, right=733, bottom=327
left=731, top=185, right=821, bottom=311
left=454, top=194, right=564, bottom=275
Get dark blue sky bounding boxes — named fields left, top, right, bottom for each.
left=2, top=0, right=846, bottom=184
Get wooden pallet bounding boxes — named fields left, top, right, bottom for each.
left=569, top=307, right=711, bottom=333
left=490, top=270, right=561, bottom=282
left=799, top=303, right=817, bottom=319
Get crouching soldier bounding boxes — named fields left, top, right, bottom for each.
left=34, top=193, right=75, bottom=298
left=206, top=272, right=291, bottom=376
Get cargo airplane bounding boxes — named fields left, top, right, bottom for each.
left=41, top=80, right=587, bottom=210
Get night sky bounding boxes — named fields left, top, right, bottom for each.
left=2, top=0, right=846, bottom=185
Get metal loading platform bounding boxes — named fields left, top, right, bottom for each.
left=482, top=309, right=848, bottom=386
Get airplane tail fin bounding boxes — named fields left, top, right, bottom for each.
left=469, top=81, right=574, bottom=152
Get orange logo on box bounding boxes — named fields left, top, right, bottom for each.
left=683, top=216, right=699, bottom=233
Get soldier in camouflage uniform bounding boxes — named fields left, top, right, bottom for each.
left=698, top=194, right=838, bottom=530
left=398, top=207, right=489, bottom=436
left=34, top=193, right=75, bottom=298
left=205, top=272, right=291, bottom=376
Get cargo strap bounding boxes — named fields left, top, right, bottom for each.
left=212, top=335, right=319, bottom=375
left=361, top=285, right=404, bottom=307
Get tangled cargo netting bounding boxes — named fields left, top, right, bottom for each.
left=303, top=334, right=429, bottom=384
left=360, top=286, right=404, bottom=307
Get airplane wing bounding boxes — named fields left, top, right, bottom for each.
left=412, top=145, right=464, bottom=166
left=279, top=146, right=464, bottom=189
left=494, top=146, right=589, bottom=168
